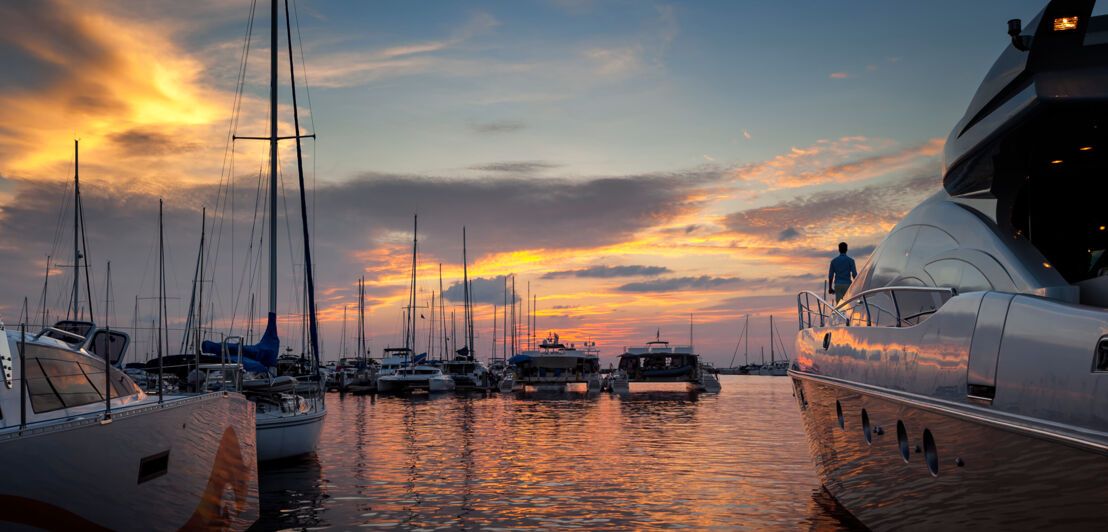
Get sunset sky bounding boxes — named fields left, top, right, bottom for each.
left=0, top=0, right=1047, bottom=365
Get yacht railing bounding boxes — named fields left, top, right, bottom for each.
left=798, top=286, right=956, bottom=330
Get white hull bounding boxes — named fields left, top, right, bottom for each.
left=378, top=374, right=455, bottom=394
left=256, top=403, right=326, bottom=462
left=688, top=373, right=721, bottom=393
left=0, top=392, right=258, bottom=530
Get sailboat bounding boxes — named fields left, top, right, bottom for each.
left=755, top=315, right=788, bottom=376
left=0, top=147, right=258, bottom=529
left=377, top=216, right=455, bottom=393
left=200, top=0, right=325, bottom=462
left=442, top=227, right=492, bottom=390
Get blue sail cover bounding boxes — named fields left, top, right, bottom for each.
left=202, top=312, right=280, bottom=368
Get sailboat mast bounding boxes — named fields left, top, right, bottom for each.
left=285, top=0, right=320, bottom=372
left=267, top=0, right=278, bottom=318
left=770, top=314, right=774, bottom=364
left=462, top=226, right=471, bottom=355
left=407, top=216, right=418, bottom=355
left=73, top=140, right=79, bottom=320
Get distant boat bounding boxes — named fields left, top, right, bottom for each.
left=501, top=332, right=601, bottom=392
left=377, top=216, right=455, bottom=394
left=612, top=332, right=721, bottom=392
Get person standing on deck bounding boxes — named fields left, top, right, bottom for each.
left=828, top=242, right=856, bottom=304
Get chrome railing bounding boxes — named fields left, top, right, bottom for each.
left=798, top=286, right=956, bottom=330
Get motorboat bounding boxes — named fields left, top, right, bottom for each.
left=377, top=364, right=455, bottom=394
left=0, top=319, right=257, bottom=529
left=791, top=2, right=1108, bottom=527
left=503, top=333, right=602, bottom=392
left=442, top=355, right=492, bottom=390
left=616, top=336, right=721, bottom=392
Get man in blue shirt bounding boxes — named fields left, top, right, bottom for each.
left=828, top=242, right=856, bottom=303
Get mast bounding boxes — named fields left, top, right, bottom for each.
left=406, top=215, right=418, bottom=358
left=285, top=0, right=320, bottom=374
left=526, top=281, right=530, bottom=351
left=195, top=207, right=204, bottom=391
left=462, top=226, right=471, bottom=356
left=157, top=199, right=165, bottom=403
left=438, top=264, right=446, bottom=360
left=267, top=0, right=278, bottom=318
left=745, top=314, right=750, bottom=366
left=73, top=140, right=79, bottom=320
left=770, top=315, right=774, bottom=364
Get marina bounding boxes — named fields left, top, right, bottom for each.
left=0, top=0, right=1104, bottom=530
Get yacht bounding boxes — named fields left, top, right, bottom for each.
left=377, top=363, right=455, bottom=393
left=502, top=333, right=602, bottom=392
left=0, top=319, right=257, bottom=529
left=792, top=2, right=1108, bottom=528
left=442, top=354, right=492, bottom=390
left=615, top=337, right=721, bottom=392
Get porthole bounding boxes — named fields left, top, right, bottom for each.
left=836, top=400, right=844, bottom=430
left=896, top=420, right=910, bottom=462
left=861, top=409, right=871, bottom=445
left=923, top=429, right=939, bottom=476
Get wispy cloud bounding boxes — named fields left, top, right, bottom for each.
left=542, top=265, right=671, bottom=279
left=830, top=72, right=849, bottom=79
left=617, top=275, right=749, bottom=293
left=468, top=161, right=559, bottom=173
left=469, top=120, right=526, bottom=134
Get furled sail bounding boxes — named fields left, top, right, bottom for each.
left=202, top=312, right=280, bottom=368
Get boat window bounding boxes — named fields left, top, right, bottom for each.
left=847, top=298, right=869, bottom=326
left=906, top=226, right=959, bottom=271
left=867, top=227, right=917, bottom=289
left=998, top=108, right=1108, bottom=284
left=924, top=259, right=992, bottom=293
left=863, top=291, right=898, bottom=327
left=87, top=330, right=129, bottom=366
left=891, top=289, right=951, bottom=326
left=21, top=343, right=138, bottom=414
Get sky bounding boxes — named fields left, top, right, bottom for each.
left=0, top=0, right=1048, bottom=365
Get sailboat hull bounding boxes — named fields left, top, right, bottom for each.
left=0, top=392, right=258, bottom=531
left=256, top=404, right=326, bottom=462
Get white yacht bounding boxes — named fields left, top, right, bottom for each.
left=616, top=337, right=721, bottom=392
left=377, top=364, right=455, bottom=393
left=792, top=2, right=1108, bottom=528
left=443, top=355, right=492, bottom=390
left=0, top=320, right=257, bottom=530
left=502, top=333, right=602, bottom=392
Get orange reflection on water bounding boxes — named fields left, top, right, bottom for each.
left=253, top=378, right=860, bottom=530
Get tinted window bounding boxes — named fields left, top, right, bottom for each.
left=22, top=343, right=140, bottom=414
left=864, top=291, right=899, bottom=327
left=892, top=289, right=953, bottom=326
left=868, top=227, right=918, bottom=289
left=925, top=259, right=992, bottom=293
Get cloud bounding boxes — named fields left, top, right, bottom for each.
left=743, top=130, right=751, bottom=139
left=702, top=154, right=715, bottom=162
left=829, top=72, right=849, bottom=79
left=777, top=227, right=802, bottom=241
left=617, top=275, right=749, bottom=293
left=888, top=57, right=902, bottom=63
left=723, top=172, right=936, bottom=243
left=541, top=265, right=671, bottom=279
left=108, top=128, right=201, bottom=157
left=442, top=276, right=519, bottom=304
left=470, top=120, right=526, bottom=134
left=468, top=161, right=558, bottom=173
left=728, top=137, right=943, bottom=191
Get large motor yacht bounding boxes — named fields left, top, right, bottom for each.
left=613, top=336, right=721, bottom=392
left=0, top=320, right=257, bottom=530
left=501, top=333, right=602, bottom=392
left=791, top=1, right=1108, bottom=528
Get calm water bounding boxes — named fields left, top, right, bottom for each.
left=250, top=376, right=860, bottom=531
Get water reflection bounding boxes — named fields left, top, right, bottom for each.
left=254, top=376, right=862, bottom=530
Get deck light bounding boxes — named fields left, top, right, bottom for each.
left=1054, top=17, right=1078, bottom=31
left=1051, top=159, right=1064, bottom=164
left=1081, top=146, right=1093, bottom=151
left=1100, top=226, right=1106, bottom=231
